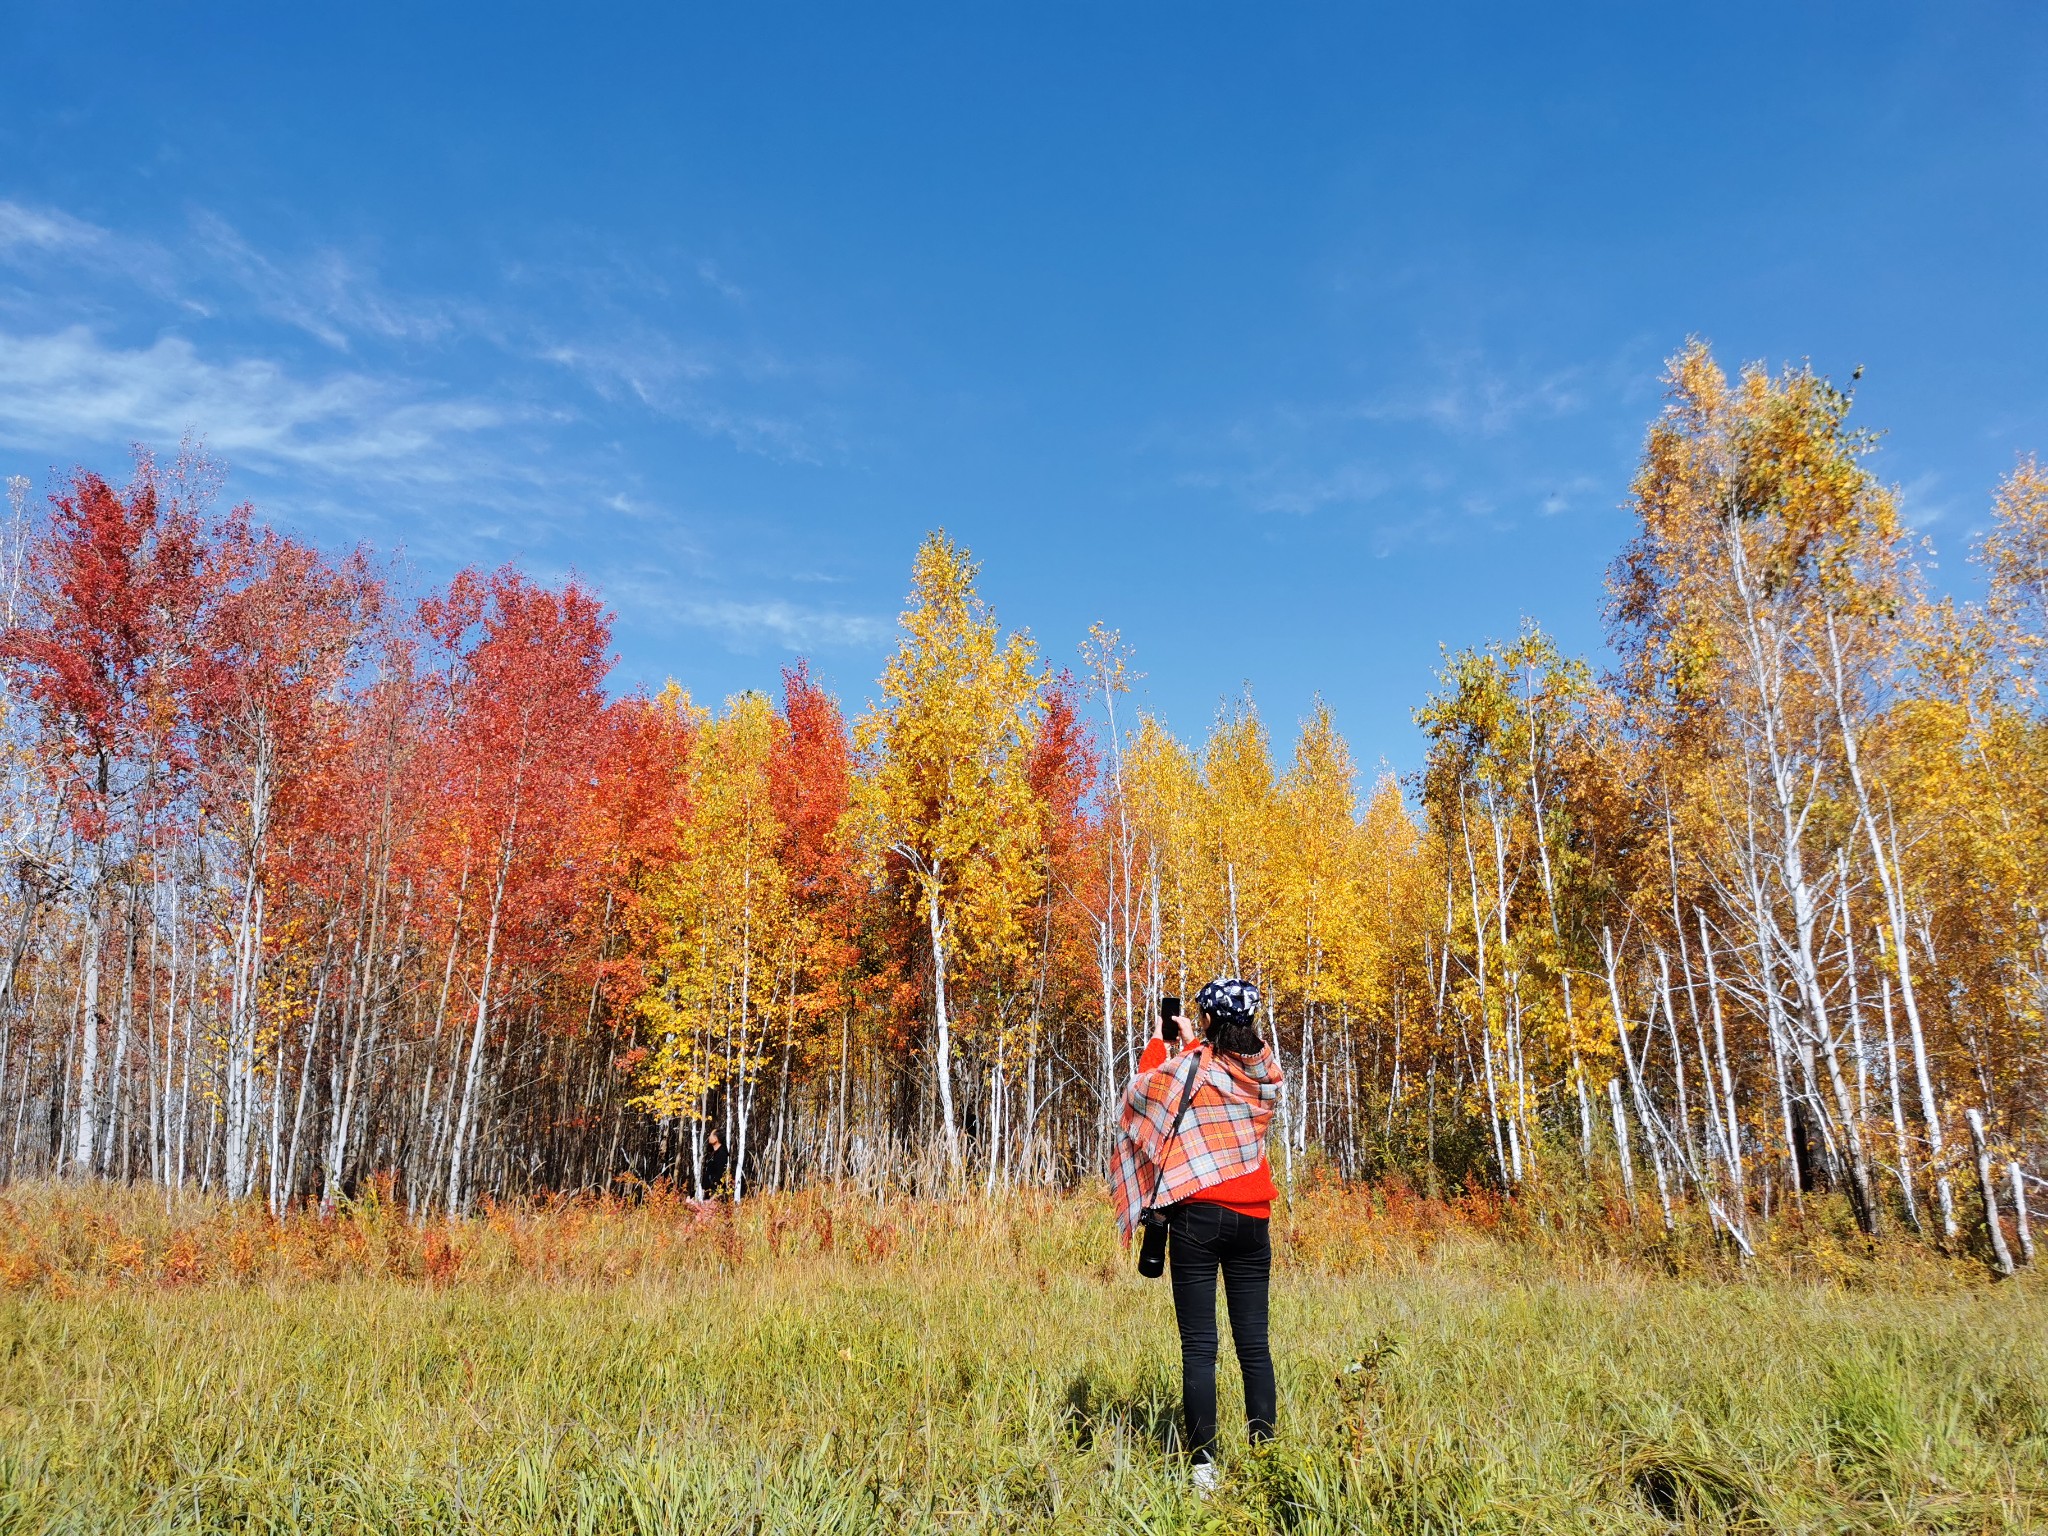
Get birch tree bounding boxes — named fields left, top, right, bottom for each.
left=857, top=533, right=1043, bottom=1181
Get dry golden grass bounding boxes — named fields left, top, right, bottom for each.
left=0, top=1178, right=2042, bottom=1533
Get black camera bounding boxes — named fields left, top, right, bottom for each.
left=1133, top=1041, right=1202, bottom=1280
left=1137, top=1208, right=1171, bottom=1277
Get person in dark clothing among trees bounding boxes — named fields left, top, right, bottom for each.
left=699, top=1128, right=731, bottom=1199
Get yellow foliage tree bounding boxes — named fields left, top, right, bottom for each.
left=633, top=689, right=791, bottom=1197
left=856, top=532, right=1043, bottom=1177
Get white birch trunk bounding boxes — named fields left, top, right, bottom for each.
left=925, top=880, right=960, bottom=1177
left=71, top=894, right=102, bottom=1177
left=2008, top=1162, right=2034, bottom=1266
left=1967, top=1108, right=2015, bottom=1277
left=1881, top=978, right=1921, bottom=1233
left=447, top=822, right=513, bottom=1213
left=1608, top=1077, right=1636, bottom=1207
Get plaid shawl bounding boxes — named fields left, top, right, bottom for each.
left=1107, top=1042, right=1283, bottom=1241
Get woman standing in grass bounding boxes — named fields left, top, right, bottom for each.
left=1110, top=978, right=1284, bottom=1491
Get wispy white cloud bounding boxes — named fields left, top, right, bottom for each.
left=1340, top=352, right=1588, bottom=438
left=1897, top=471, right=1952, bottom=529
left=0, top=325, right=506, bottom=480
left=0, top=198, right=871, bottom=646
left=0, top=200, right=459, bottom=353
left=537, top=334, right=826, bottom=461
left=0, top=200, right=186, bottom=310
left=1174, top=343, right=1643, bottom=541
left=689, top=598, right=889, bottom=650
left=1245, top=353, right=1590, bottom=443
left=0, top=199, right=852, bottom=484
left=621, top=585, right=890, bottom=651
left=0, top=201, right=109, bottom=255
left=1252, top=463, right=1394, bottom=517
left=540, top=337, right=717, bottom=394
left=0, top=200, right=831, bottom=461
left=694, top=258, right=746, bottom=304
left=187, top=213, right=453, bottom=352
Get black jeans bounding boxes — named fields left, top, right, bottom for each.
left=1166, top=1202, right=1275, bottom=1463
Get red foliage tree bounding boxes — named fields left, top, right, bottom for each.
left=420, top=567, right=615, bottom=1210
left=0, top=460, right=213, bottom=1173
left=571, top=688, right=698, bottom=1123
left=3, top=464, right=208, bottom=839
left=764, top=662, right=867, bottom=1123
left=185, top=525, right=380, bottom=1200
left=1023, top=671, right=1103, bottom=1084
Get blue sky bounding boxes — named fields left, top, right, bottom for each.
left=3, top=5, right=2045, bottom=777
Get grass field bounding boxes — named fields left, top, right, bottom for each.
left=0, top=1181, right=2043, bottom=1534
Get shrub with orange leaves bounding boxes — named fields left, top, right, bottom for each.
left=0, top=1175, right=1985, bottom=1297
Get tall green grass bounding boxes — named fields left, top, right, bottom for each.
left=0, top=1182, right=2042, bottom=1533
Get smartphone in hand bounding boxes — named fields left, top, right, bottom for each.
left=1158, top=996, right=1181, bottom=1046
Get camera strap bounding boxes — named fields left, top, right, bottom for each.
left=1144, top=1047, right=1207, bottom=1215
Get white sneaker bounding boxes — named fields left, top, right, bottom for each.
left=1190, top=1460, right=1220, bottom=1496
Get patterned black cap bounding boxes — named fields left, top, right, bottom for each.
left=1195, top=978, right=1260, bottom=1025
